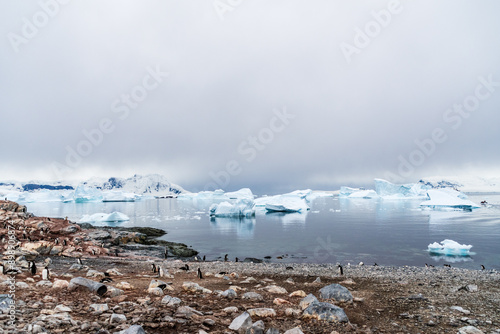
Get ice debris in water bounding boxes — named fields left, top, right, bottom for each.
left=80, top=212, right=130, bottom=222
left=427, top=239, right=472, bottom=256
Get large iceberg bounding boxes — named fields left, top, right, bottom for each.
left=375, top=178, right=430, bottom=199
left=80, top=211, right=130, bottom=223
left=209, top=199, right=255, bottom=218
left=264, top=196, right=310, bottom=213
left=427, top=239, right=473, bottom=256
left=71, top=184, right=103, bottom=203
left=420, top=189, right=480, bottom=210
left=102, top=191, right=140, bottom=202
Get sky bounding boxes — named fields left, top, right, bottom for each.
left=1, top=0, right=500, bottom=194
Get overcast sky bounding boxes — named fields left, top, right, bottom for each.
left=1, top=0, right=499, bottom=194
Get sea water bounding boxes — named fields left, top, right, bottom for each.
left=21, top=194, right=500, bottom=270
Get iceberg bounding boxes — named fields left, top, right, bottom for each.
left=427, top=239, right=473, bottom=256
left=72, top=184, right=103, bottom=203
left=420, top=189, right=480, bottom=210
left=80, top=211, right=130, bottom=223
left=339, top=186, right=362, bottom=197
left=209, top=199, right=255, bottom=218
left=347, top=190, right=379, bottom=199
left=374, top=178, right=430, bottom=199
left=265, top=196, right=310, bottom=213
left=224, top=188, right=254, bottom=200
left=102, top=191, right=139, bottom=202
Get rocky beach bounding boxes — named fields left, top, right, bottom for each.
left=1, top=200, right=499, bottom=334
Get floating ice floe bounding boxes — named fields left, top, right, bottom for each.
left=374, top=178, right=430, bottom=199
left=264, top=195, right=310, bottom=213
left=420, top=189, right=480, bottom=210
left=80, top=211, right=130, bottom=222
left=71, top=184, right=103, bottom=203
left=209, top=199, right=255, bottom=218
left=427, top=239, right=473, bottom=256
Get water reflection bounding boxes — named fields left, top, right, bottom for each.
left=265, top=211, right=308, bottom=227
left=209, top=216, right=255, bottom=238
left=428, top=254, right=473, bottom=263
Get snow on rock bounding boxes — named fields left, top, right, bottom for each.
left=209, top=199, right=255, bottom=218
left=420, top=189, right=480, bottom=210
left=265, top=196, right=310, bottom=213
left=374, top=178, right=430, bottom=199
left=419, top=175, right=500, bottom=193
left=427, top=239, right=473, bottom=256
left=80, top=212, right=130, bottom=223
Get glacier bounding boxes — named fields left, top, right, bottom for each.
left=209, top=199, right=255, bottom=218
left=420, top=189, right=480, bottom=210
left=80, top=211, right=130, bottom=223
left=427, top=239, right=473, bottom=256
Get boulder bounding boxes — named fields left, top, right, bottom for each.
left=319, top=283, right=353, bottom=303
left=242, top=292, right=263, bottom=301
left=248, top=308, right=276, bottom=318
left=302, top=302, right=348, bottom=323
left=299, top=294, right=318, bottom=310
left=229, top=312, right=253, bottom=332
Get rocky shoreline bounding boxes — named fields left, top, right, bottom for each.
left=1, top=200, right=499, bottom=333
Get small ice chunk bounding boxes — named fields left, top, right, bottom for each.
left=427, top=239, right=472, bottom=256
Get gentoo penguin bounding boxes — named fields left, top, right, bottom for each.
left=224, top=254, right=228, bottom=262
left=197, top=268, right=203, bottom=279
left=337, top=264, right=343, bottom=276
left=481, top=264, right=486, bottom=270
left=42, top=266, right=49, bottom=280
left=179, top=264, right=189, bottom=271
left=202, top=255, right=206, bottom=262
left=100, top=277, right=113, bottom=283
left=77, top=258, right=83, bottom=265
left=373, top=263, right=378, bottom=267
left=164, top=248, right=168, bottom=259
left=235, top=257, right=239, bottom=262
left=444, top=264, right=451, bottom=268
left=54, top=238, right=59, bottom=245
left=286, top=266, right=294, bottom=270
left=30, top=261, right=37, bottom=275
left=62, top=239, right=67, bottom=246
left=158, top=266, right=165, bottom=277
left=151, top=263, right=157, bottom=273
left=358, top=262, right=364, bottom=266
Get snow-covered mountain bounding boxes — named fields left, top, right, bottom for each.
left=419, top=176, right=500, bottom=193
left=0, top=174, right=187, bottom=196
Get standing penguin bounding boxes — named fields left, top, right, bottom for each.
left=164, top=248, right=168, bottom=259
left=151, top=263, right=157, bottom=273
left=30, top=261, right=37, bottom=275
left=158, top=266, right=164, bottom=278
left=337, top=264, right=343, bottom=276
left=197, top=267, right=203, bottom=279
left=202, top=255, right=206, bottom=262
left=224, top=254, right=228, bottom=262
left=42, top=266, right=49, bottom=280
left=77, top=258, right=83, bottom=265
left=235, top=257, right=239, bottom=262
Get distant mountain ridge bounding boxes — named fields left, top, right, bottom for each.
left=0, top=174, right=187, bottom=196
left=418, top=176, right=500, bottom=193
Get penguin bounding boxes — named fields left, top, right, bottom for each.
left=444, top=264, right=451, bottom=268
left=197, top=267, right=203, bottom=279
left=425, top=263, right=429, bottom=268
left=158, top=266, right=164, bottom=277
left=337, top=264, right=344, bottom=276
left=373, top=263, right=378, bottom=267
left=104, top=272, right=110, bottom=277
left=42, top=266, right=49, bottom=280
left=194, top=256, right=199, bottom=262
left=62, top=239, right=67, bottom=246
left=481, top=264, right=485, bottom=270
left=0, top=264, right=4, bottom=274
left=30, top=261, right=37, bottom=275
left=286, top=266, right=294, bottom=270
left=91, top=249, right=96, bottom=256
left=151, top=263, right=157, bottom=273
left=202, top=255, right=206, bottom=262
left=179, top=264, right=189, bottom=271
left=235, top=257, right=239, bottom=262
left=114, top=249, right=119, bottom=257
left=359, top=262, right=364, bottom=266
left=224, top=254, right=228, bottom=262
left=164, top=248, right=168, bottom=259
left=100, top=277, right=113, bottom=283
left=54, top=238, right=59, bottom=245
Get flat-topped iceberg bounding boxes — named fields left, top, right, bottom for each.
left=420, top=189, right=480, bottom=210
left=265, top=196, right=310, bottom=213
left=102, top=191, right=139, bottom=202
left=80, top=211, right=130, bottom=222
left=209, top=199, right=255, bottom=218
left=375, top=178, right=430, bottom=199
left=427, top=239, right=473, bottom=256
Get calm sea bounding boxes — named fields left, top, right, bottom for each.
left=21, top=194, right=500, bottom=270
